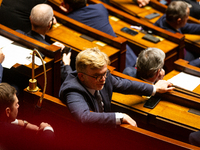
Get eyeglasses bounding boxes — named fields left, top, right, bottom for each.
left=80, top=70, right=110, bottom=81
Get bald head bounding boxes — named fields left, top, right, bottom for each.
left=30, top=4, right=53, bottom=28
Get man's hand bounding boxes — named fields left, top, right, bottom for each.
left=137, top=0, right=150, bottom=7
left=0, top=49, right=5, bottom=64
left=53, top=41, right=65, bottom=50
left=62, top=52, right=71, bottom=66
left=39, top=122, right=53, bottom=131
left=154, top=80, right=175, bottom=93
left=122, top=114, right=137, bottom=127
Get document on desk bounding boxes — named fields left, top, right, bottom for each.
left=167, top=72, right=200, bottom=91
left=1, top=43, right=32, bottom=68
left=0, top=35, right=14, bottom=48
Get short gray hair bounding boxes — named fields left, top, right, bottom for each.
left=166, top=1, right=189, bottom=23
left=136, top=47, right=165, bottom=79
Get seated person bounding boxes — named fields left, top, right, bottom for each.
left=60, top=0, right=137, bottom=67
left=123, top=47, right=165, bottom=84
left=0, top=83, right=55, bottom=149
left=154, top=1, right=200, bottom=67
left=171, top=0, right=200, bottom=20
left=59, top=47, right=174, bottom=127
left=5, top=4, right=66, bottom=95
left=0, top=0, right=47, bottom=32
left=17, top=3, right=65, bottom=49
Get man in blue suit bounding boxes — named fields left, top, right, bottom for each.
left=59, top=47, right=174, bottom=127
left=60, top=0, right=137, bottom=68
left=154, top=1, right=200, bottom=67
left=123, top=47, right=165, bottom=84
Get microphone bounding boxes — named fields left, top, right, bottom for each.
left=27, top=49, right=47, bottom=108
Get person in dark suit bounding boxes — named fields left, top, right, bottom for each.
left=0, top=83, right=55, bottom=150
left=60, top=0, right=137, bottom=68
left=123, top=47, right=165, bottom=84
left=154, top=1, right=200, bottom=67
left=59, top=47, right=174, bottom=127
left=0, top=0, right=47, bottom=33
left=171, top=0, right=200, bottom=20
left=17, top=3, right=65, bottom=48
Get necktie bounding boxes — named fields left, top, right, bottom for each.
left=95, top=90, right=104, bottom=112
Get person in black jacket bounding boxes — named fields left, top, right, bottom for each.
left=0, top=0, right=47, bottom=32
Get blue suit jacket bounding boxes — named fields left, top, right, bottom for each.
left=0, top=64, right=3, bottom=83
left=154, top=14, right=200, bottom=67
left=67, top=4, right=137, bottom=67
left=59, top=65, right=153, bottom=126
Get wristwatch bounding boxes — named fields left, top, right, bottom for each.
left=23, top=120, right=28, bottom=128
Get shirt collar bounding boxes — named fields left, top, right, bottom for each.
left=86, top=88, right=96, bottom=96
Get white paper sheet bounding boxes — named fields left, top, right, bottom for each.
left=1, top=43, right=44, bottom=68
left=167, top=72, right=200, bottom=91
left=0, top=35, right=14, bottom=48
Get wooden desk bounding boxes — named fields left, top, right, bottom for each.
left=0, top=24, right=61, bottom=97
left=47, top=1, right=127, bottom=72
left=20, top=88, right=199, bottom=150
left=87, top=0, right=184, bottom=73
left=46, top=16, right=122, bottom=71
left=108, top=62, right=200, bottom=143
left=110, top=0, right=163, bottom=24
left=110, top=0, right=200, bottom=24
left=109, top=0, right=200, bottom=56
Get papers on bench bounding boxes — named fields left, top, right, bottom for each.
left=167, top=72, right=200, bottom=91
left=0, top=35, right=44, bottom=68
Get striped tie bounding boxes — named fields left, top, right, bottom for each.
left=95, top=90, right=104, bottom=112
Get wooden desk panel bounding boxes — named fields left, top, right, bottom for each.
left=109, top=0, right=200, bottom=56
left=88, top=0, right=185, bottom=73
left=110, top=0, right=163, bottom=24
left=0, top=24, right=61, bottom=97
left=109, top=63, right=200, bottom=143
left=46, top=23, right=120, bottom=70
left=108, top=15, right=179, bottom=73
left=47, top=1, right=128, bottom=72
left=21, top=89, right=199, bottom=150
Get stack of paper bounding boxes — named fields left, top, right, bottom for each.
left=167, top=72, right=200, bottom=91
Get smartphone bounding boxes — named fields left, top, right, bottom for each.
left=61, top=47, right=72, bottom=56
left=145, top=12, right=160, bottom=20
left=142, top=34, right=160, bottom=43
left=121, top=27, right=138, bottom=36
left=143, top=96, right=161, bottom=109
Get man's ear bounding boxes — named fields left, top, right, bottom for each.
left=177, top=18, right=182, bottom=24
left=5, top=107, right=11, bottom=118
left=78, top=73, right=84, bottom=82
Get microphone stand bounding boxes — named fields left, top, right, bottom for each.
left=27, top=49, right=47, bottom=108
